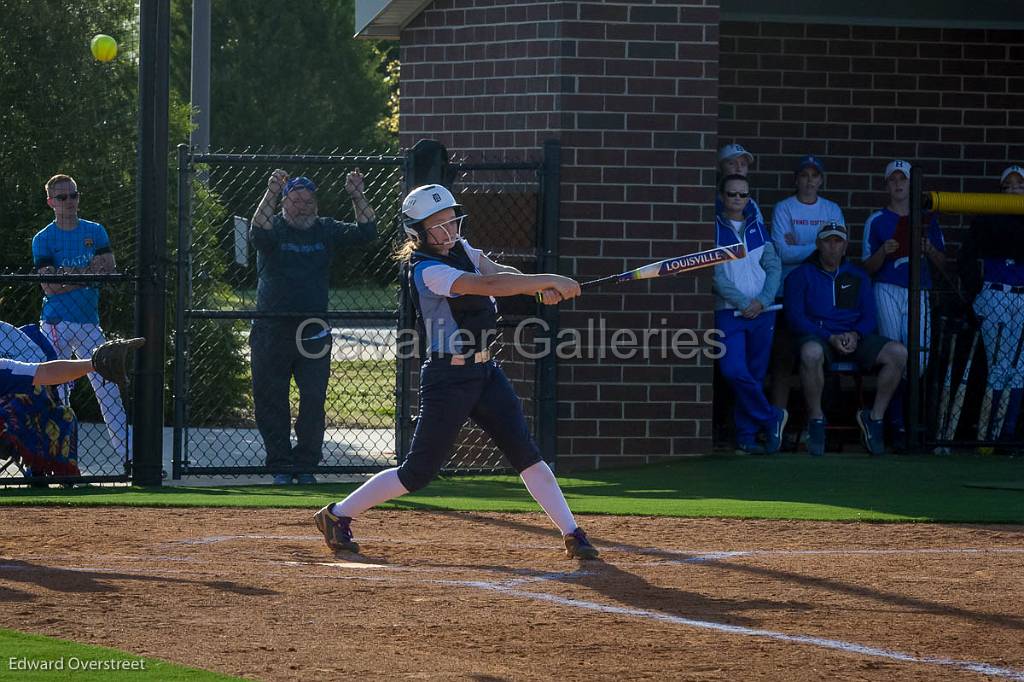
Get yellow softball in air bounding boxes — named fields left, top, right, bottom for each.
left=91, top=34, right=118, bottom=62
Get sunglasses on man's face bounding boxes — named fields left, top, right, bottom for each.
left=51, top=192, right=80, bottom=201
left=725, top=191, right=750, bottom=199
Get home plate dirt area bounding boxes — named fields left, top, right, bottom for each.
left=1, top=509, right=1022, bottom=681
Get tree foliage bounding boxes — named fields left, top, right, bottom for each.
left=0, top=0, right=143, bottom=278
left=170, top=0, right=397, bottom=152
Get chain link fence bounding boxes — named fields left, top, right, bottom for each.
left=0, top=0, right=141, bottom=485
left=399, top=159, right=549, bottom=473
left=174, top=150, right=405, bottom=478
left=174, top=146, right=555, bottom=479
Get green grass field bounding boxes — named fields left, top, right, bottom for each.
left=228, top=358, right=396, bottom=429
left=0, top=629, right=241, bottom=681
left=316, top=358, right=396, bottom=427
left=212, top=285, right=397, bottom=311
left=2, top=453, right=1022, bottom=523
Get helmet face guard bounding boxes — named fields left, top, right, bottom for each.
left=401, top=184, right=462, bottom=241
left=422, top=214, right=466, bottom=247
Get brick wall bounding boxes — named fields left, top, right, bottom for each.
left=720, top=22, right=1024, bottom=249
left=400, top=1, right=721, bottom=469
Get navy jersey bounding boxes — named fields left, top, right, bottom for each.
left=0, top=358, right=37, bottom=396
left=250, top=215, right=377, bottom=313
left=408, top=239, right=498, bottom=355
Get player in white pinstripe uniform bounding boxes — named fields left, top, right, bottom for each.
left=31, top=174, right=131, bottom=461
left=862, top=161, right=946, bottom=441
left=961, top=164, right=1024, bottom=441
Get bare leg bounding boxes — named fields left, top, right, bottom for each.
left=799, top=341, right=826, bottom=419
left=872, top=342, right=909, bottom=420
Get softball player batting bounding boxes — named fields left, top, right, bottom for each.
left=962, top=165, right=1024, bottom=441
left=314, top=184, right=599, bottom=560
left=32, top=174, right=131, bottom=459
left=862, top=161, right=946, bottom=440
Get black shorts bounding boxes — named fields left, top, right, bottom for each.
left=795, top=333, right=893, bottom=372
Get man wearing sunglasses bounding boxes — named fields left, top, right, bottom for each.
left=31, top=174, right=132, bottom=463
left=713, top=174, right=786, bottom=455
left=249, top=169, right=377, bottom=485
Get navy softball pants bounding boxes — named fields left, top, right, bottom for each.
left=397, top=359, right=542, bottom=492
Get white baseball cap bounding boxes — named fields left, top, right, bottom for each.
left=402, top=184, right=460, bottom=221
left=884, top=160, right=911, bottom=180
left=1000, top=165, right=1024, bottom=183
left=816, top=222, right=849, bottom=241
left=718, top=144, right=754, bottom=164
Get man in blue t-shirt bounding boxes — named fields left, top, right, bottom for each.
left=249, top=170, right=378, bottom=485
left=32, top=174, right=131, bottom=462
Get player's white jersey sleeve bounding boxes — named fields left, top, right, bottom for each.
left=419, top=264, right=465, bottom=298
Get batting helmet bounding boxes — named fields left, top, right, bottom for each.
left=401, top=184, right=461, bottom=239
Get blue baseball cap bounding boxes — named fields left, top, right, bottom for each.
left=283, top=176, right=317, bottom=196
left=796, top=155, right=825, bottom=174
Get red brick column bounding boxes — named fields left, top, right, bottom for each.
left=400, top=2, right=721, bottom=469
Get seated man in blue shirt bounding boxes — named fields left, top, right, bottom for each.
left=784, top=223, right=908, bottom=456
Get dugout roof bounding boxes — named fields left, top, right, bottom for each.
left=355, top=0, right=1022, bottom=39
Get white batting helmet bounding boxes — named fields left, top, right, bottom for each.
left=401, top=184, right=460, bottom=239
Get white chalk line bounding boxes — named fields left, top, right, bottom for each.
left=441, top=577, right=1024, bottom=681
left=3, top=550, right=1023, bottom=680
left=173, top=535, right=1024, bottom=562
left=631, top=547, right=1024, bottom=564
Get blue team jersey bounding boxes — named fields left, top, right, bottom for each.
left=861, top=209, right=944, bottom=289
left=0, top=358, right=37, bottom=396
left=31, top=219, right=111, bottom=324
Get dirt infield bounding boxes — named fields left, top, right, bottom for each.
left=1, top=508, right=1022, bottom=681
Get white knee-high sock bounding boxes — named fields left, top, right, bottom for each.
left=331, top=468, right=409, bottom=519
left=519, top=461, right=578, bottom=535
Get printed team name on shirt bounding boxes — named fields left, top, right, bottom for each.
left=790, top=218, right=830, bottom=225
left=279, top=242, right=326, bottom=253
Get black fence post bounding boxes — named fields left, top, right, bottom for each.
left=536, top=139, right=561, bottom=467
left=907, top=165, right=924, bottom=450
left=172, top=144, right=191, bottom=480
left=396, top=141, right=452, bottom=463
left=133, top=0, right=170, bottom=486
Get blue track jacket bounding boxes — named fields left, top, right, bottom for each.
left=784, top=254, right=877, bottom=341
